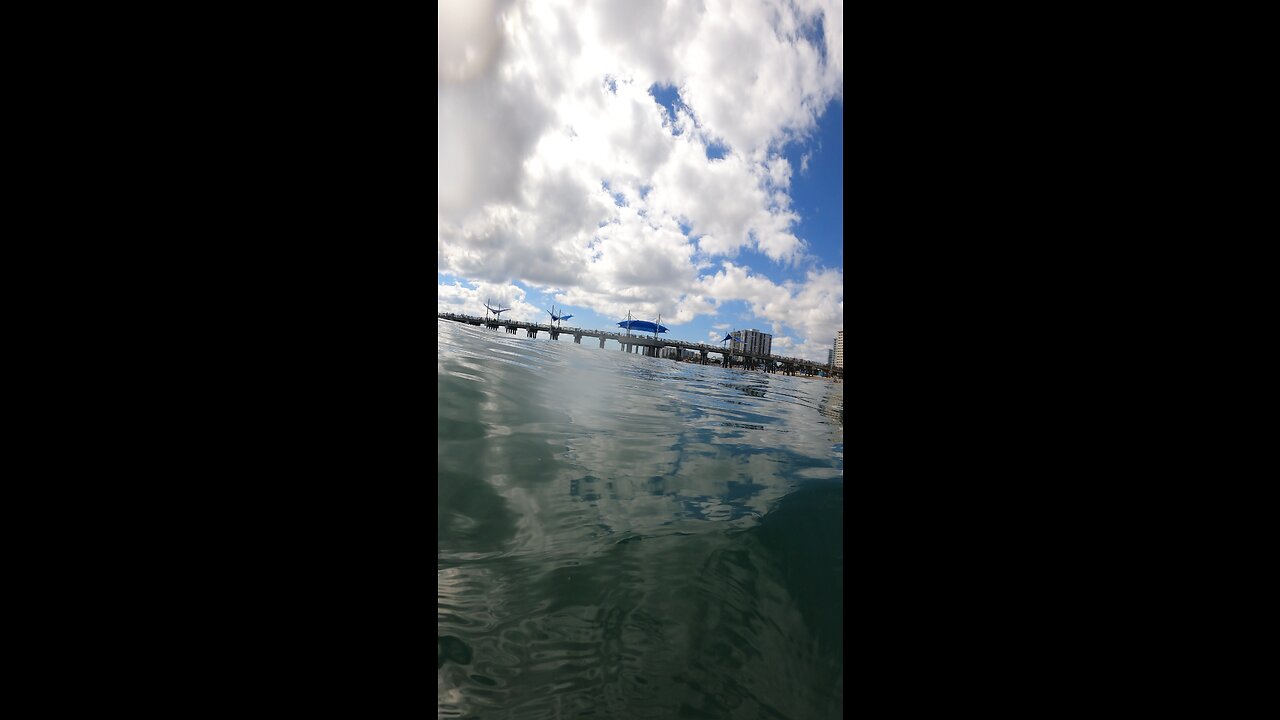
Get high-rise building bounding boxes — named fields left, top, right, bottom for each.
left=828, top=349, right=834, bottom=366
left=833, top=330, right=843, bottom=368
left=731, top=329, right=773, bottom=357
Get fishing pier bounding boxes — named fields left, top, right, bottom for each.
left=438, top=312, right=842, bottom=379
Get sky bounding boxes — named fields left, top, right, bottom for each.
left=438, top=0, right=843, bottom=362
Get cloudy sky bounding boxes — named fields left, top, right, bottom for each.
left=438, top=0, right=843, bottom=361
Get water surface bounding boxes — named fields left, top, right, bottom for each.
left=438, top=319, right=843, bottom=719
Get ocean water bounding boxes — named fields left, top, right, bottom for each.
left=438, top=318, right=843, bottom=719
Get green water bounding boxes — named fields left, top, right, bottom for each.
left=438, top=319, right=843, bottom=719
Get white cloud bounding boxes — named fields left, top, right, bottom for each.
left=676, top=0, right=841, bottom=158
left=438, top=0, right=502, bottom=84
left=438, top=0, right=842, bottom=360
left=437, top=280, right=542, bottom=322
left=695, top=262, right=842, bottom=361
left=642, top=141, right=805, bottom=264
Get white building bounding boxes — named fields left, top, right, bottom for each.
left=731, top=329, right=773, bottom=357
left=660, top=347, right=698, bottom=361
left=833, top=330, right=843, bottom=368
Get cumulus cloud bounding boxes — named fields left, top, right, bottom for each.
left=438, top=0, right=503, bottom=84
left=677, top=0, right=841, bottom=157
left=438, top=0, right=842, bottom=361
left=438, top=2, right=555, bottom=219
left=642, top=140, right=804, bottom=264
left=695, top=262, right=842, bottom=360
left=437, top=280, right=542, bottom=323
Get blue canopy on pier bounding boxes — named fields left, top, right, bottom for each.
left=618, top=320, right=668, bottom=334
left=720, top=333, right=739, bottom=342
left=547, top=305, right=574, bottom=322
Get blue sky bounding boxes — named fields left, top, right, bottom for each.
left=439, top=0, right=843, bottom=361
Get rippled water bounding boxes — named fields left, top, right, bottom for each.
left=438, top=318, right=843, bottom=719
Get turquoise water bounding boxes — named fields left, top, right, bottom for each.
left=438, top=318, right=843, bottom=719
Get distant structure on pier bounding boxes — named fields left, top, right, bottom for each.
left=545, top=305, right=574, bottom=327
left=617, top=311, right=668, bottom=336
left=483, top=298, right=511, bottom=321
left=730, top=329, right=772, bottom=358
